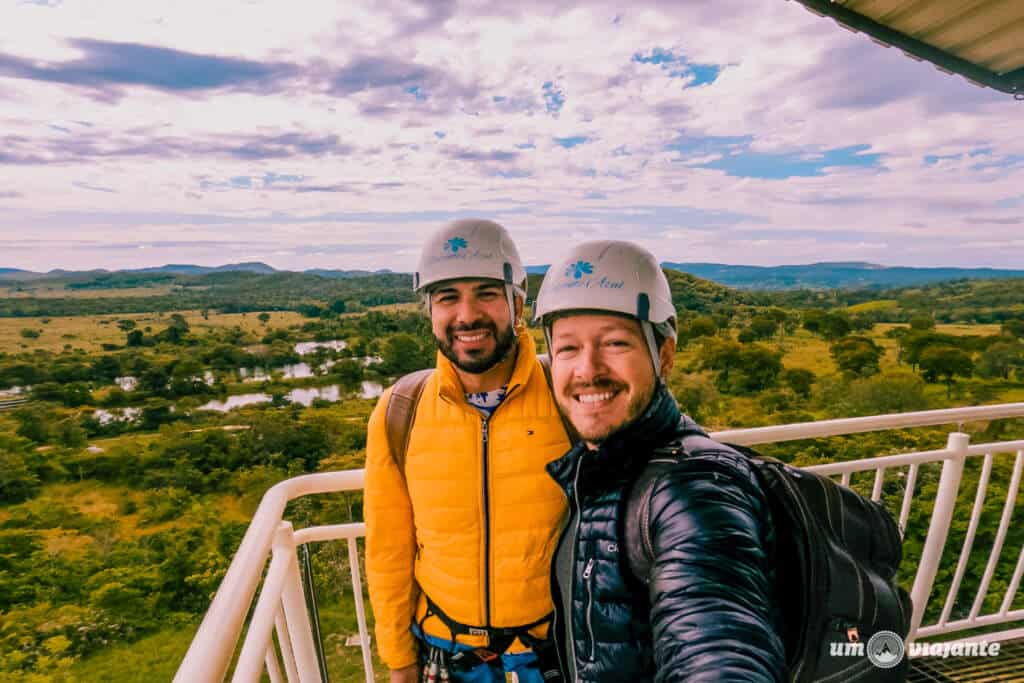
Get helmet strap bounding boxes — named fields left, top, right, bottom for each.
left=642, top=321, right=662, bottom=378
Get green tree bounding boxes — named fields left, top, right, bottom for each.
left=0, top=449, right=40, bottom=502
left=846, top=371, right=928, bottom=416
left=918, top=345, right=973, bottom=396
left=909, top=315, right=935, bottom=331
left=382, top=334, right=432, bottom=375
left=782, top=368, right=815, bottom=399
left=257, top=312, right=271, bottom=325
left=976, top=341, right=1024, bottom=379
left=830, top=336, right=884, bottom=377
left=1001, top=319, right=1024, bottom=339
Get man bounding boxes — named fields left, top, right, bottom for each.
left=534, top=240, right=786, bottom=681
left=365, top=219, right=570, bottom=682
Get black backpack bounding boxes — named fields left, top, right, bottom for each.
left=626, top=433, right=913, bottom=683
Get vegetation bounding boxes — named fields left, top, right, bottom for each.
left=1, top=270, right=1023, bottom=679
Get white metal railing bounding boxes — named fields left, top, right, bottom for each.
left=176, top=402, right=1024, bottom=682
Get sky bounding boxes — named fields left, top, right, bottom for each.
left=1, top=0, right=1022, bottom=273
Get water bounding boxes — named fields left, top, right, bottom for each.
left=294, top=340, right=348, bottom=355
left=115, top=376, right=138, bottom=391
left=239, top=361, right=335, bottom=381
left=93, top=407, right=143, bottom=425
left=196, top=381, right=383, bottom=412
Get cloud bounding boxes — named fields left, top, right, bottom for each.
left=72, top=181, right=117, bottom=193
left=442, top=146, right=519, bottom=162
left=0, top=39, right=298, bottom=98
left=0, top=131, right=354, bottom=165
left=0, top=191, right=23, bottom=199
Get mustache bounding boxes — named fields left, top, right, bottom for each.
left=447, top=321, right=497, bottom=338
left=563, top=378, right=625, bottom=395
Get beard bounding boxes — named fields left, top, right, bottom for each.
left=557, top=377, right=656, bottom=445
left=437, top=319, right=518, bottom=374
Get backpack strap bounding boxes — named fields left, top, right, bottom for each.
left=384, top=368, right=434, bottom=477
left=625, top=433, right=764, bottom=586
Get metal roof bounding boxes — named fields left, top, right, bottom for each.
left=789, top=0, right=1024, bottom=95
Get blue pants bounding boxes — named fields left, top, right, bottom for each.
left=412, top=625, right=544, bottom=683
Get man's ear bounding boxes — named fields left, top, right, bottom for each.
left=659, top=337, right=676, bottom=379
left=514, top=294, right=524, bottom=322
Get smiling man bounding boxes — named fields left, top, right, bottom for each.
left=365, top=219, right=570, bottom=683
left=534, top=241, right=786, bottom=682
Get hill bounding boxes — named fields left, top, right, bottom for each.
left=660, top=262, right=1024, bottom=290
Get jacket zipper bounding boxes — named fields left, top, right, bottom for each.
left=481, top=416, right=491, bottom=626
left=583, top=556, right=596, bottom=662
left=568, top=454, right=585, bottom=675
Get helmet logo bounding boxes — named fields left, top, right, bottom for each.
left=565, top=260, right=593, bottom=280
left=444, top=236, right=468, bottom=254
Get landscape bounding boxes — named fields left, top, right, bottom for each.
left=1, top=264, right=1023, bottom=681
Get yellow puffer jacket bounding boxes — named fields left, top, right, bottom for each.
left=365, top=331, right=570, bottom=669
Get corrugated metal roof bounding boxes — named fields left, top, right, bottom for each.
left=789, top=0, right=1024, bottom=94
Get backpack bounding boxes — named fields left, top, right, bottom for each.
left=382, top=355, right=566, bottom=475
left=626, top=433, right=912, bottom=683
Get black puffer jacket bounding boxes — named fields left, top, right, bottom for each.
left=546, top=384, right=786, bottom=682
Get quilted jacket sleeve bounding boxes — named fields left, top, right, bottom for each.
left=643, top=456, right=786, bottom=682
left=364, top=388, right=420, bottom=670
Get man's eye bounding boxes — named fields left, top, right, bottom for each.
left=606, top=339, right=630, bottom=347
left=436, top=296, right=457, bottom=304
left=555, top=345, right=578, bottom=356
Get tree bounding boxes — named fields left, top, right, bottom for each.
left=909, top=315, right=935, bottom=331
left=126, top=329, right=145, bottom=347
left=830, top=336, right=884, bottom=377
left=782, top=368, right=815, bottom=399
left=1002, top=319, right=1024, bottom=339
left=741, top=315, right=778, bottom=342
left=682, top=316, right=717, bottom=341
left=669, top=373, right=722, bottom=424
left=847, top=371, right=928, bottom=416
left=918, top=345, right=973, bottom=396
left=329, top=299, right=347, bottom=315
left=976, top=341, right=1024, bottom=380
left=257, top=312, right=271, bottom=325
left=116, top=319, right=136, bottom=332
left=382, top=334, right=432, bottom=375
left=0, top=449, right=40, bottom=503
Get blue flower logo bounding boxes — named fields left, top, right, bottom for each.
left=445, top=236, right=468, bottom=253
left=565, top=260, right=593, bottom=279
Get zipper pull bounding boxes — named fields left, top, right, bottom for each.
left=582, top=557, right=594, bottom=579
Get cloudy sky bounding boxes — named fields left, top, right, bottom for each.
left=1, top=0, right=1022, bottom=272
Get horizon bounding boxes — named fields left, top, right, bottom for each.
left=1, top=1, right=1021, bottom=272
left=5, top=258, right=1024, bottom=276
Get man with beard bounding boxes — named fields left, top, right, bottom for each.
left=535, top=241, right=785, bottom=682
left=365, top=219, right=571, bottom=683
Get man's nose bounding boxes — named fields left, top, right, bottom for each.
left=572, top=344, right=605, bottom=383
left=454, top=298, right=481, bottom=325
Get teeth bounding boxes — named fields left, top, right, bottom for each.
left=577, top=391, right=615, bottom=404
left=456, top=332, right=487, bottom=342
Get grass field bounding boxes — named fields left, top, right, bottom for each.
left=0, top=310, right=305, bottom=353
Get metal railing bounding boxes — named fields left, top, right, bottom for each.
left=176, top=402, right=1024, bottom=682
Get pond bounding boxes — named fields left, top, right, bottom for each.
left=93, top=407, right=143, bottom=425
left=294, top=340, right=348, bottom=355
left=196, top=381, right=384, bottom=412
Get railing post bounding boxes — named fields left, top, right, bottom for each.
left=908, top=431, right=969, bottom=640
left=282, top=538, right=322, bottom=682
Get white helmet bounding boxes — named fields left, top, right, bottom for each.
left=534, top=240, right=676, bottom=375
left=415, top=218, right=527, bottom=323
